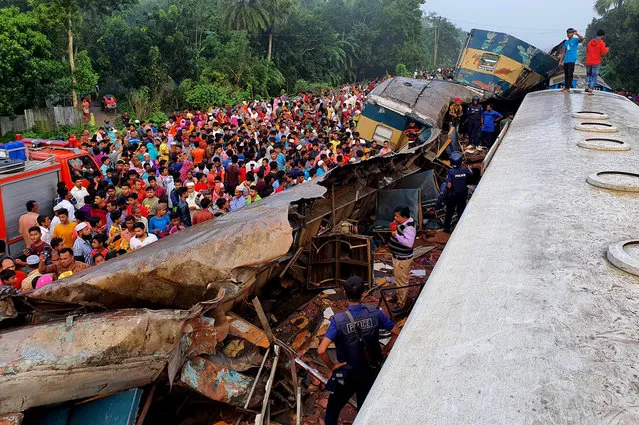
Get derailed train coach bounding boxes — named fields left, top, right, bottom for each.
left=357, top=78, right=484, bottom=152
left=455, top=29, right=559, bottom=99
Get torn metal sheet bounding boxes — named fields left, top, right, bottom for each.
left=179, top=357, right=257, bottom=408
left=227, top=313, right=270, bottom=348
left=0, top=299, right=16, bottom=323
left=0, top=306, right=222, bottom=414
left=27, top=187, right=324, bottom=309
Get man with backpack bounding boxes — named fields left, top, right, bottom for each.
left=318, top=276, right=400, bottom=425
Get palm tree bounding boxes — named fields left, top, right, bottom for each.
left=594, top=0, right=625, bottom=15
left=219, top=0, right=269, bottom=33
left=262, top=0, right=296, bottom=61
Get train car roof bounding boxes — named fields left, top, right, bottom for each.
left=354, top=90, right=639, bottom=424
left=366, top=77, right=483, bottom=128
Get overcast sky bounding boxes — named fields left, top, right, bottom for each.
left=423, top=0, right=599, bottom=50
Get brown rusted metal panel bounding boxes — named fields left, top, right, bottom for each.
left=0, top=299, right=16, bottom=323
left=307, top=234, right=373, bottom=289
left=0, top=306, right=222, bottom=414
left=0, top=414, right=23, bottom=425
left=179, top=357, right=256, bottom=407
left=227, top=313, right=270, bottom=348
left=26, top=203, right=309, bottom=309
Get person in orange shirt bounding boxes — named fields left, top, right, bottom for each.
left=585, top=29, right=610, bottom=95
left=191, top=143, right=205, bottom=165
left=52, top=208, right=76, bottom=249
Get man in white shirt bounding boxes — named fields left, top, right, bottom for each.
left=70, top=177, right=90, bottom=209
left=129, top=222, right=158, bottom=251
left=54, top=189, right=76, bottom=222
left=38, top=215, right=52, bottom=245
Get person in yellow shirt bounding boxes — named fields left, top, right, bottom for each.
left=52, top=208, right=76, bottom=249
left=159, top=136, right=170, bottom=161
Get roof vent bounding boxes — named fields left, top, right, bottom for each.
left=572, top=111, right=609, bottom=120
left=607, top=239, right=639, bottom=277
left=577, top=138, right=630, bottom=151
left=586, top=171, right=639, bottom=192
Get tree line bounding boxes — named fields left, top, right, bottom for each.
left=0, top=0, right=465, bottom=117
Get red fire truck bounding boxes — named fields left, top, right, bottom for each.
left=0, top=137, right=102, bottom=256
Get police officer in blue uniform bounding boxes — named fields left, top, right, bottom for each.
left=466, top=96, right=483, bottom=146
left=444, top=152, right=473, bottom=233
left=318, top=276, right=400, bottom=425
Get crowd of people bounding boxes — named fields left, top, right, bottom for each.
left=1, top=83, right=411, bottom=291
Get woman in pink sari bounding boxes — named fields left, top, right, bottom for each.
left=179, top=157, right=193, bottom=183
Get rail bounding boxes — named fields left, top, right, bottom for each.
left=480, top=120, right=510, bottom=175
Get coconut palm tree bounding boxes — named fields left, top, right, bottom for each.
left=262, top=0, right=296, bottom=61
left=219, top=0, right=269, bottom=33
left=594, top=0, right=626, bottom=15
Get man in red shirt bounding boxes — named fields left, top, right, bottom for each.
left=585, top=30, right=609, bottom=95
left=192, top=198, right=214, bottom=225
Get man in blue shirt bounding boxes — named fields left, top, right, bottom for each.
left=318, top=276, right=400, bottom=425
left=559, top=28, right=584, bottom=93
left=480, top=104, right=503, bottom=149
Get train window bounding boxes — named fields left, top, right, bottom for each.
left=515, top=68, right=531, bottom=85
left=479, top=53, right=500, bottom=71
left=373, top=125, right=393, bottom=143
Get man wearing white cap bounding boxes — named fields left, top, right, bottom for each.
left=21, top=255, right=43, bottom=290
left=185, top=181, right=200, bottom=219
left=72, top=222, right=93, bottom=265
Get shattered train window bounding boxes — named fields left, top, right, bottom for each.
left=479, top=53, right=500, bottom=72
left=373, top=125, right=393, bottom=143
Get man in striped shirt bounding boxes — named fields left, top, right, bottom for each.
left=389, top=206, right=416, bottom=314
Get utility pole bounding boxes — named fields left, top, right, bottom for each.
left=433, top=17, right=441, bottom=69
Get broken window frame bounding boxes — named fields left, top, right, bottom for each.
left=479, top=53, right=500, bottom=72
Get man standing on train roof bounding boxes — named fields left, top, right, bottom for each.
left=585, top=30, right=609, bottom=95
left=444, top=152, right=473, bottom=234
left=559, top=28, right=584, bottom=93
left=466, top=96, right=483, bottom=147
left=318, top=276, right=400, bottom=425
left=388, top=206, right=416, bottom=315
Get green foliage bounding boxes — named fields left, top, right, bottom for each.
left=0, top=0, right=469, bottom=114
left=395, top=64, right=409, bottom=77
left=422, top=14, right=466, bottom=68
left=0, top=7, right=63, bottom=115
left=184, top=84, right=249, bottom=109
left=128, top=87, right=158, bottom=121
left=149, top=111, right=169, bottom=125
left=594, top=0, right=627, bottom=15
left=0, top=121, right=97, bottom=143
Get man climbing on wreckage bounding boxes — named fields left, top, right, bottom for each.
left=318, top=276, right=400, bottom=425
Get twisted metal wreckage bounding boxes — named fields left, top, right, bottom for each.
left=0, top=78, right=481, bottom=423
